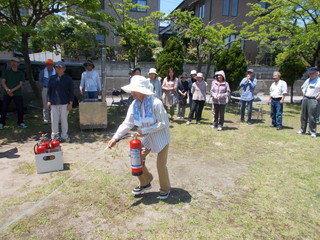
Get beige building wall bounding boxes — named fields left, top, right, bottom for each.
left=101, top=0, right=160, bottom=46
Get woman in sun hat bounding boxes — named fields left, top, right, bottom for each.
left=186, top=72, right=207, bottom=125
left=107, top=75, right=171, bottom=200
left=147, top=68, right=162, bottom=100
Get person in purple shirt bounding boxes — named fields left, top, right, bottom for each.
left=239, top=69, right=257, bottom=124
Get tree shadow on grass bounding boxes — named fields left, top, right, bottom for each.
left=131, top=187, right=192, bottom=206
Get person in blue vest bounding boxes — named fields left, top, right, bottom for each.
left=239, top=69, right=257, bottom=124
left=296, top=67, right=320, bottom=138
left=39, top=59, right=56, bottom=124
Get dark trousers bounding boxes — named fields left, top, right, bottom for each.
left=300, top=98, right=318, bottom=134
left=270, top=99, right=283, bottom=127
left=188, top=100, right=205, bottom=122
left=213, top=103, right=226, bottom=127
left=240, top=100, right=253, bottom=122
left=189, top=94, right=194, bottom=118
left=0, top=95, right=24, bottom=125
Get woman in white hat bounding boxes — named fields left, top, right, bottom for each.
left=107, top=75, right=171, bottom=200
left=210, top=70, right=230, bottom=131
left=186, top=72, right=207, bottom=125
left=147, top=68, right=162, bottom=100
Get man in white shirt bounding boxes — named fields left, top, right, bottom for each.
left=80, top=60, right=101, bottom=100
left=267, top=71, right=287, bottom=130
left=297, top=67, right=320, bottom=138
left=107, top=75, right=171, bottom=200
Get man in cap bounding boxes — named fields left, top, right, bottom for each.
left=239, top=69, right=257, bottom=124
left=39, top=59, right=56, bottom=124
left=267, top=71, right=287, bottom=130
left=47, top=61, right=74, bottom=142
left=107, top=75, right=171, bottom=200
left=147, top=68, right=162, bottom=100
left=80, top=60, right=101, bottom=100
left=296, top=67, right=320, bottom=138
left=0, top=57, right=27, bottom=129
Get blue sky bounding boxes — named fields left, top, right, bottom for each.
left=160, top=0, right=183, bottom=15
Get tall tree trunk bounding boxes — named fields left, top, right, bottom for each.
left=21, top=34, right=41, bottom=99
left=290, top=84, right=294, bottom=104
left=204, top=54, right=213, bottom=82
left=196, top=44, right=202, bottom=72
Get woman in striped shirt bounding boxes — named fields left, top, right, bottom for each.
left=107, top=75, right=171, bottom=200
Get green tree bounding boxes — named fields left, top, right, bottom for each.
left=30, top=15, right=108, bottom=59
left=156, top=36, right=184, bottom=79
left=109, top=0, right=164, bottom=68
left=0, top=0, right=111, bottom=98
left=214, top=44, right=248, bottom=91
left=277, top=52, right=308, bottom=103
left=168, top=9, right=235, bottom=79
left=242, top=0, right=320, bottom=68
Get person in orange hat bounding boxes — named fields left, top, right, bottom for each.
left=39, top=59, right=56, bottom=124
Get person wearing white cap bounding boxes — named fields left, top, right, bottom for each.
left=188, top=70, right=197, bottom=116
left=147, top=68, right=162, bottom=100
left=108, top=75, right=171, bottom=200
left=296, top=67, right=320, bottom=138
left=186, top=72, right=207, bottom=125
left=210, top=70, right=230, bottom=130
left=0, top=57, right=27, bottom=130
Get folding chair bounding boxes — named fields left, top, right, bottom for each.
left=111, top=89, right=125, bottom=107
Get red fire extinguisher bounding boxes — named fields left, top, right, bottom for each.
left=50, top=139, right=61, bottom=150
left=34, top=142, right=48, bottom=154
left=130, top=134, right=143, bottom=176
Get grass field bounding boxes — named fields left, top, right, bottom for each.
left=0, top=102, right=319, bottom=239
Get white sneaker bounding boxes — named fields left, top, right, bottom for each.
left=217, top=126, right=222, bottom=131
left=186, top=121, right=190, bottom=125
left=0, top=123, right=3, bottom=130
left=197, top=121, right=200, bottom=125
left=18, top=123, right=28, bottom=129
left=311, top=133, right=317, bottom=138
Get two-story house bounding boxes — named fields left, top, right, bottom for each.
left=160, top=0, right=264, bottom=63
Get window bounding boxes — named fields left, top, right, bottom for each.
left=96, top=34, right=105, bottom=44
left=224, top=34, right=239, bottom=49
left=199, top=3, right=205, bottom=19
left=259, top=1, right=271, bottom=9
left=231, top=0, right=238, bottom=17
left=131, top=0, right=147, bottom=12
left=223, top=0, right=230, bottom=16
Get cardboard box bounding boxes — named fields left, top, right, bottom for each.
left=35, top=151, right=64, bottom=174
left=79, top=101, right=108, bottom=129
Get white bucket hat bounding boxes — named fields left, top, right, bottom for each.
left=190, top=70, right=197, bottom=75
left=196, top=72, right=203, bottom=78
left=148, top=68, right=157, bottom=75
left=122, top=75, right=154, bottom=95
